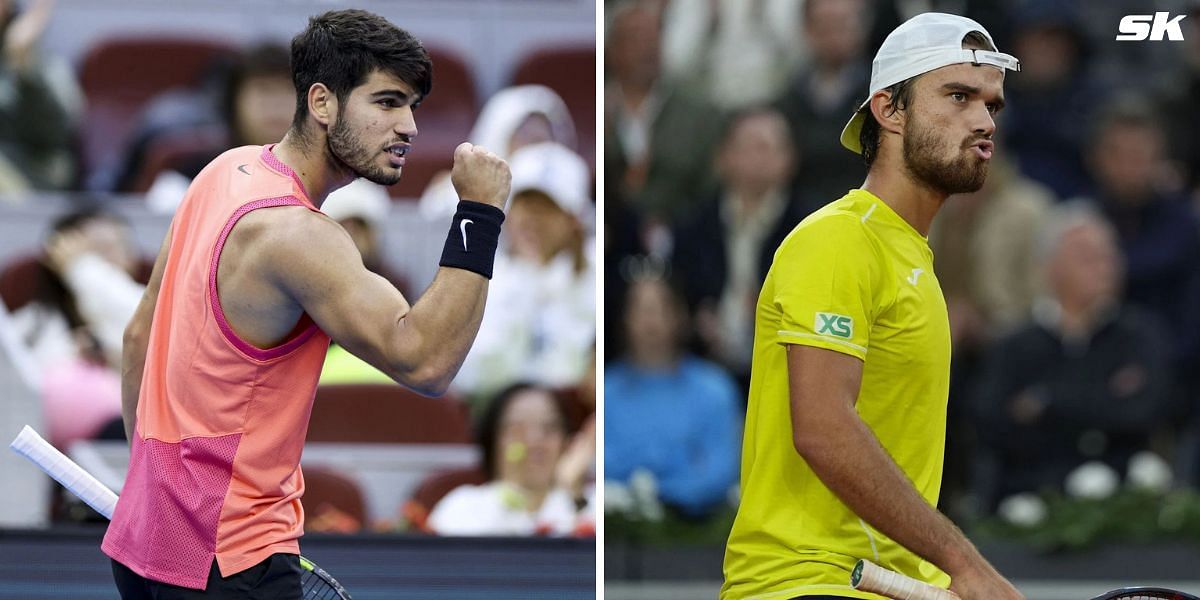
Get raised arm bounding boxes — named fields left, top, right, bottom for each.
left=786, top=344, right=1023, bottom=599
left=272, top=143, right=510, bottom=395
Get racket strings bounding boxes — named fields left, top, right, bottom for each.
left=301, top=565, right=351, bottom=600
left=1109, top=595, right=1181, bottom=600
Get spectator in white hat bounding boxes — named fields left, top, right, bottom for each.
left=451, top=142, right=594, bottom=400
left=418, top=84, right=577, bottom=220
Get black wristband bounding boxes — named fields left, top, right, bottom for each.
left=440, top=200, right=505, bottom=279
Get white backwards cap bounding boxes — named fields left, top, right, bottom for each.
left=840, top=12, right=1020, bottom=154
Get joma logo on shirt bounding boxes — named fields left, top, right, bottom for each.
left=815, top=312, right=853, bottom=339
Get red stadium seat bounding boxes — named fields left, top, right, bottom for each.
left=78, top=36, right=237, bottom=187
left=302, top=465, right=367, bottom=534
left=0, top=254, right=43, bottom=313
left=386, top=45, right=477, bottom=200
left=509, top=43, right=596, bottom=171
left=307, top=384, right=472, bottom=444
left=402, top=466, right=487, bottom=532
left=126, top=125, right=228, bottom=193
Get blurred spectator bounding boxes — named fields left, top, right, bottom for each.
left=12, top=209, right=142, bottom=370
left=605, top=275, right=741, bottom=518
left=605, top=0, right=724, bottom=222
left=221, top=42, right=294, bottom=148
left=603, top=190, right=647, bottom=359
left=972, top=204, right=1172, bottom=511
left=1159, top=3, right=1200, bottom=198
left=318, top=179, right=412, bottom=385
left=1084, top=98, right=1200, bottom=391
left=774, top=0, right=871, bottom=209
left=114, top=43, right=292, bottom=198
left=929, top=156, right=1054, bottom=348
left=660, top=0, right=799, bottom=110
left=9, top=208, right=144, bottom=448
left=672, top=107, right=806, bottom=380
left=428, top=383, right=594, bottom=536
left=0, top=0, right=81, bottom=192
left=929, top=156, right=1053, bottom=515
left=451, top=142, right=595, bottom=398
left=419, top=84, right=577, bottom=220
left=1001, top=3, right=1102, bottom=199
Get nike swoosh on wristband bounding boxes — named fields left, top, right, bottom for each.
left=460, top=219, right=473, bottom=251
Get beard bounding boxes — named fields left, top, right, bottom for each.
left=902, top=113, right=989, bottom=196
left=326, top=112, right=402, bottom=186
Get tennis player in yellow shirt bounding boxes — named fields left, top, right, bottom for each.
left=722, top=13, right=1024, bottom=600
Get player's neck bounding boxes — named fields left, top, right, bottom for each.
left=273, top=130, right=355, bottom=208
left=861, top=164, right=946, bottom=237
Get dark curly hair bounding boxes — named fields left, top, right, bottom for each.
left=289, top=9, right=432, bottom=131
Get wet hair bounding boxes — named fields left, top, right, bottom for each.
left=476, top=383, right=568, bottom=480
left=857, top=78, right=916, bottom=168
left=289, top=9, right=432, bottom=131
left=856, top=31, right=995, bottom=168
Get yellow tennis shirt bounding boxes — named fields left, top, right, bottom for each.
left=721, top=189, right=952, bottom=599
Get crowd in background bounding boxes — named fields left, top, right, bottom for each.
left=0, top=1, right=595, bottom=538
left=604, top=0, right=1200, bottom=528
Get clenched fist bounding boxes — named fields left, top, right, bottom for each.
left=451, top=143, right=511, bottom=211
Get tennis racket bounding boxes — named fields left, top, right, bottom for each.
left=10, top=425, right=352, bottom=599
left=852, top=558, right=1200, bottom=600
left=1089, top=589, right=1200, bottom=600
left=851, top=559, right=959, bottom=600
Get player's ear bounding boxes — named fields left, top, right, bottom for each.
left=307, top=83, right=337, bottom=128
left=869, top=90, right=905, bottom=136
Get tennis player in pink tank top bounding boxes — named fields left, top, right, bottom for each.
left=101, top=10, right=512, bottom=599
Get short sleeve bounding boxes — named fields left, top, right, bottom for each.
left=772, top=215, right=878, bottom=360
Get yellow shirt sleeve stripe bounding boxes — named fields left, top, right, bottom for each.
left=777, top=330, right=869, bottom=355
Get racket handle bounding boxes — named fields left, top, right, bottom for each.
left=10, top=425, right=118, bottom=519
left=851, top=559, right=961, bottom=600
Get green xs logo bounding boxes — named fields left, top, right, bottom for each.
left=815, top=312, right=853, bottom=339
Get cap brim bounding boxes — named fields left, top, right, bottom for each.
left=840, top=111, right=864, bottom=154
left=841, top=98, right=872, bottom=154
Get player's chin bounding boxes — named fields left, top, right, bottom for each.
left=360, top=165, right=402, bottom=187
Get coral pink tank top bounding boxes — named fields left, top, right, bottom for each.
left=102, top=145, right=331, bottom=589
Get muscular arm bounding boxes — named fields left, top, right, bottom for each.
left=786, top=345, right=994, bottom=579
left=267, top=210, right=486, bottom=396
left=121, top=227, right=172, bottom=443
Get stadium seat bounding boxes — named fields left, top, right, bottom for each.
left=125, top=125, right=228, bottom=193
left=302, top=465, right=367, bottom=533
left=0, top=254, right=42, bottom=313
left=509, top=43, right=596, bottom=170
left=307, top=384, right=472, bottom=444
left=386, top=45, right=477, bottom=200
left=402, top=465, right=487, bottom=532
left=78, top=36, right=237, bottom=189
